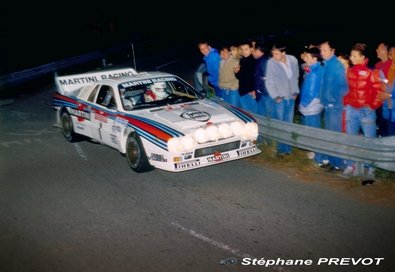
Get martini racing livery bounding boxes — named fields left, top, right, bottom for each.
left=53, top=68, right=261, bottom=172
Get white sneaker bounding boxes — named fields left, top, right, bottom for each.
left=366, top=168, right=375, bottom=178
left=307, top=152, right=315, bottom=160
left=341, top=166, right=354, bottom=178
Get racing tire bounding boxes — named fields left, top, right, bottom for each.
left=61, top=111, right=79, bottom=142
left=125, top=133, right=153, bottom=173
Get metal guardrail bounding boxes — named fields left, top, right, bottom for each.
left=0, top=51, right=106, bottom=90
left=251, top=113, right=395, bottom=174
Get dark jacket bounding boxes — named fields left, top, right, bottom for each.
left=235, top=55, right=256, bottom=96
left=255, top=55, right=269, bottom=101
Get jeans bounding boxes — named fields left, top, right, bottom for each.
left=240, top=94, right=258, bottom=114
left=303, top=113, right=324, bottom=164
left=345, top=105, right=377, bottom=167
left=322, top=104, right=344, bottom=169
left=193, top=63, right=206, bottom=91
left=273, top=98, right=295, bottom=154
left=257, top=95, right=275, bottom=118
left=212, top=85, right=222, bottom=98
left=386, top=111, right=395, bottom=136
left=222, top=89, right=240, bottom=107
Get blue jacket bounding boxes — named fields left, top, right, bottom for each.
left=320, top=55, right=348, bottom=106
left=203, top=48, right=221, bottom=87
left=300, top=62, right=323, bottom=107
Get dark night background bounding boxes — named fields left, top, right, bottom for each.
left=1, top=2, right=393, bottom=76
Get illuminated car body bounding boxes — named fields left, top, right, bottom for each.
left=53, top=68, right=261, bottom=172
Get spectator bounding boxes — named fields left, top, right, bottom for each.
left=252, top=42, right=273, bottom=117
left=193, top=63, right=208, bottom=93
left=319, top=40, right=348, bottom=170
left=218, top=46, right=240, bottom=107
left=197, top=41, right=222, bottom=98
left=265, top=42, right=300, bottom=156
left=342, top=43, right=385, bottom=178
left=337, top=52, right=352, bottom=133
left=234, top=40, right=258, bottom=113
left=375, top=42, right=392, bottom=136
left=298, top=47, right=325, bottom=166
left=230, top=44, right=241, bottom=60
left=378, top=44, right=395, bottom=136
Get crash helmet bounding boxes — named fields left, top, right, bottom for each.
left=150, top=82, right=168, bottom=100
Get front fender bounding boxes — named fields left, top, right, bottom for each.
left=119, top=127, right=136, bottom=154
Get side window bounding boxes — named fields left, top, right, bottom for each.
left=96, top=85, right=116, bottom=109
left=87, top=85, right=100, bottom=102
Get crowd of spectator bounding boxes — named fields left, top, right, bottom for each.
left=196, top=38, right=395, bottom=179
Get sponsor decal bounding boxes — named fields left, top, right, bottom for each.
left=180, top=110, right=211, bottom=122
left=175, top=160, right=200, bottom=169
left=57, top=68, right=137, bottom=88
left=183, top=153, right=193, bottom=160
left=76, top=125, right=85, bottom=131
left=121, top=79, right=153, bottom=88
left=110, top=134, right=118, bottom=145
left=207, top=152, right=230, bottom=162
left=121, top=77, right=177, bottom=88
left=112, top=125, right=122, bottom=133
left=94, top=111, right=108, bottom=123
left=151, top=77, right=177, bottom=82
left=149, top=153, right=167, bottom=162
left=237, top=147, right=257, bottom=156
left=69, top=108, right=90, bottom=121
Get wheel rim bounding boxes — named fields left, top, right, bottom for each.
left=127, top=137, right=140, bottom=168
left=61, top=114, right=72, bottom=138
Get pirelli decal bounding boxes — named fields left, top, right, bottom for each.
left=237, top=147, right=257, bottom=157
left=175, top=160, right=200, bottom=169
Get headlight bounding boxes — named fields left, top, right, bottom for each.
left=167, top=137, right=182, bottom=153
left=180, top=135, right=196, bottom=151
left=168, top=135, right=197, bottom=153
left=205, top=125, right=219, bottom=141
left=218, top=123, right=233, bottom=138
left=242, top=122, right=259, bottom=140
left=193, top=128, right=208, bottom=143
left=230, top=121, right=244, bottom=136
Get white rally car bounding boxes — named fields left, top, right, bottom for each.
left=53, top=68, right=261, bottom=172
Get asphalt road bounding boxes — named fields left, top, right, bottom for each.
left=1, top=64, right=395, bottom=272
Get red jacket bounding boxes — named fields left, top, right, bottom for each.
left=344, top=59, right=385, bottom=110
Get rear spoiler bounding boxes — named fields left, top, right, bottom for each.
left=55, top=68, right=137, bottom=95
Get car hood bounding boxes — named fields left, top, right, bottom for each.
left=137, top=99, right=254, bottom=133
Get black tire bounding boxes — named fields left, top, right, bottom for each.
left=61, top=111, right=79, bottom=142
left=125, top=133, right=153, bottom=173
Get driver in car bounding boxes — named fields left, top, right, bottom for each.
left=144, top=82, right=169, bottom=102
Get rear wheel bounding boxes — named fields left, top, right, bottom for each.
left=61, top=111, right=79, bottom=142
left=125, top=133, right=153, bottom=173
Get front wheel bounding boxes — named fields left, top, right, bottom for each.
left=61, top=111, right=79, bottom=142
left=125, top=133, right=153, bottom=173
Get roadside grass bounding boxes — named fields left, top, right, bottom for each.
left=248, top=140, right=395, bottom=205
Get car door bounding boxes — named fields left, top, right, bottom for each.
left=91, top=84, right=120, bottom=149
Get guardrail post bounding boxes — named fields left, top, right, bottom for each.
left=354, top=162, right=364, bottom=176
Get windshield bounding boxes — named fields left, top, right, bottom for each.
left=119, top=76, right=203, bottom=110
